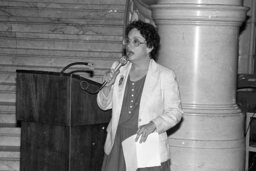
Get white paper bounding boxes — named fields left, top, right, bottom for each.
left=122, top=133, right=161, bottom=171
left=136, top=132, right=161, bottom=168
left=122, top=135, right=137, bottom=171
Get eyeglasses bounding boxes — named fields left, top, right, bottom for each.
left=123, top=38, right=146, bottom=47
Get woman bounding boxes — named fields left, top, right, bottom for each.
left=97, top=20, right=183, bottom=171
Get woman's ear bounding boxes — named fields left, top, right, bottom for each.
left=146, top=46, right=153, bottom=54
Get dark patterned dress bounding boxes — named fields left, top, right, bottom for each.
left=101, top=75, right=170, bottom=171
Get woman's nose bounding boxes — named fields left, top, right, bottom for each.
left=126, top=42, right=134, bottom=50
left=126, top=46, right=131, bottom=52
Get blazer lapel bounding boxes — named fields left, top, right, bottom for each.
left=111, top=62, right=132, bottom=139
left=139, top=60, right=159, bottom=118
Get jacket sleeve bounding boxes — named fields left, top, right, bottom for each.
left=97, top=86, right=113, bottom=110
left=152, top=70, right=183, bottom=134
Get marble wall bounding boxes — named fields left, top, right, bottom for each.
left=0, top=0, right=126, bottom=170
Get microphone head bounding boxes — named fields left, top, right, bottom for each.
left=119, top=56, right=128, bottom=66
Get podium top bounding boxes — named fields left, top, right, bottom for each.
left=16, top=69, right=97, bottom=82
left=16, top=70, right=111, bottom=126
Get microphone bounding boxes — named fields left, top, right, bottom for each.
left=113, top=56, right=128, bottom=72
left=101, top=56, right=128, bottom=88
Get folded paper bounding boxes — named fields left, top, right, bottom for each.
left=122, top=132, right=161, bottom=171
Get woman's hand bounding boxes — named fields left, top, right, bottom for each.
left=103, top=68, right=119, bottom=87
left=100, top=68, right=119, bottom=97
left=135, top=121, right=156, bottom=143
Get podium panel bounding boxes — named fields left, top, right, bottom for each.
left=16, top=70, right=111, bottom=171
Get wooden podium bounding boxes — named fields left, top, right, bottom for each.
left=16, top=70, right=111, bottom=171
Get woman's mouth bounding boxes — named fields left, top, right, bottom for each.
left=126, top=51, right=134, bottom=58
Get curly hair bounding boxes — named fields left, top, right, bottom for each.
left=125, top=20, right=160, bottom=60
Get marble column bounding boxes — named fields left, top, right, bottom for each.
left=151, top=0, right=248, bottom=170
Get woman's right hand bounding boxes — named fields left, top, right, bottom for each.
left=103, top=68, right=119, bottom=87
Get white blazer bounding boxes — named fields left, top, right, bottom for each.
left=97, top=59, right=183, bottom=162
